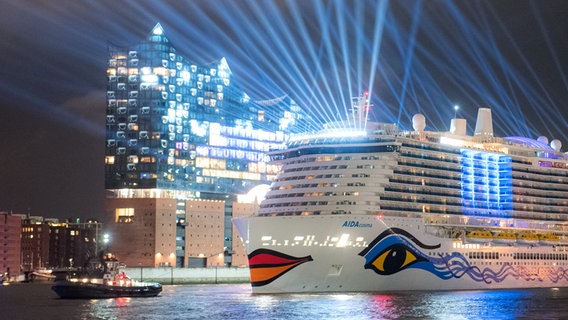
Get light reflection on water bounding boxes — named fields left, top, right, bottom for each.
left=2, top=283, right=568, bottom=320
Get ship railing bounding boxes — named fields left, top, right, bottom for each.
left=422, top=214, right=568, bottom=234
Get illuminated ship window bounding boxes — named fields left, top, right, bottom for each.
left=176, top=62, right=182, bottom=70
left=128, top=75, right=138, bottom=82
left=210, top=68, right=217, bottom=76
left=128, top=115, right=138, bottom=122
left=162, top=60, right=168, bottom=68
left=139, top=131, right=148, bottom=139
left=116, top=131, right=125, bottom=138
left=128, top=155, right=139, bottom=164
left=106, top=115, right=115, bottom=123
left=107, top=139, right=116, bottom=147
left=117, top=107, right=126, bottom=114
left=140, top=147, right=150, bottom=155
left=127, top=164, right=136, bottom=171
left=130, top=59, right=138, bottom=67
left=108, top=99, right=116, bottom=107
left=162, top=92, right=168, bottom=99
left=117, top=147, right=125, bottom=155
left=128, top=99, right=137, bottom=106
left=169, top=53, right=175, bottom=61
left=108, top=76, right=116, bottom=82
left=191, top=65, right=197, bottom=73
left=118, top=123, right=126, bottom=130
left=129, top=51, right=137, bottom=58
left=128, top=139, right=137, bottom=147
left=140, top=84, right=149, bottom=90
left=105, top=156, right=115, bottom=164
left=190, top=88, right=197, bottom=96
left=141, top=107, right=150, bottom=114
left=107, top=91, right=115, bottom=98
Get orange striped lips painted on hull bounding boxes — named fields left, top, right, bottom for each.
left=248, top=249, right=313, bottom=287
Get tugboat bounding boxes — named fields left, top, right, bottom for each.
left=51, top=253, right=162, bottom=299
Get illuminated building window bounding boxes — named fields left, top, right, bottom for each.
left=115, top=208, right=135, bottom=223
left=105, top=24, right=309, bottom=198
left=258, top=110, right=265, bottom=121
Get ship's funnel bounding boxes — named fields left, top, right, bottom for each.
left=474, top=108, right=493, bottom=136
left=450, top=118, right=467, bottom=135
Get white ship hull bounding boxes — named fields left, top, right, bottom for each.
left=234, top=215, right=568, bottom=293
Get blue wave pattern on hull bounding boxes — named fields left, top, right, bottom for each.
left=359, top=228, right=568, bottom=284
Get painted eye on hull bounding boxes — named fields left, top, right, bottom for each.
left=365, top=243, right=427, bottom=275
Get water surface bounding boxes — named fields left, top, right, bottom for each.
left=1, top=283, right=566, bottom=319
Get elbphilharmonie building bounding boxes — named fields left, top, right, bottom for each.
left=104, top=23, right=308, bottom=267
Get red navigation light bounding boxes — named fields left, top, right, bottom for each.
left=364, top=91, right=369, bottom=96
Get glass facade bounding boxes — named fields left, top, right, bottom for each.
left=460, top=150, right=513, bottom=216
left=105, top=23, right=308, bottom=197
left=105, top=23, right=310, bottom=267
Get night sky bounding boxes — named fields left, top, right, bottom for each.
left=0, top=0, right=567, bottom=220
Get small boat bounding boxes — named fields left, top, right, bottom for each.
left=31, top=268, right=56, bottom=281
left=51, top=278, right=162, bottom=299
left=465, top=230, right=493, bottom=243
left=52, top=253, right=162, bottom=299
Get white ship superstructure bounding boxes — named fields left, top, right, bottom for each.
left=234, top=97, right=568, bottom=293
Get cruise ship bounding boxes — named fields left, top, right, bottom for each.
left=233, top=96, right=568, bottom=293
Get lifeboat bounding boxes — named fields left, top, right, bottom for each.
left=538, top=233, right=561, bottom=246
left=516, top=232, right=539, bottom=246
left=492, top=232, right=517, bottom=245
left=465, top=230, right=493, bottom=243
